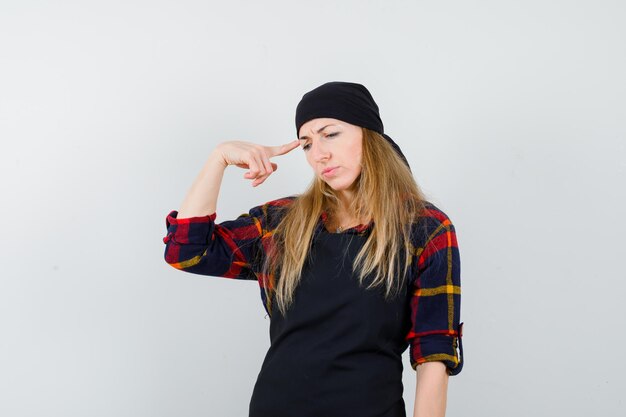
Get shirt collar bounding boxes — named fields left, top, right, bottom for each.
left=316, top=210, right=374, bottom=235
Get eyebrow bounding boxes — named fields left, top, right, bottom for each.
left=298, top=124, right=337, bottom=140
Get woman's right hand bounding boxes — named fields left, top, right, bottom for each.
left=214, top=139, right=301, bottom=187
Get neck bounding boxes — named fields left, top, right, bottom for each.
left=336, top=189, right=355, bottom=214
left=332, top=190, right=367, bottom=229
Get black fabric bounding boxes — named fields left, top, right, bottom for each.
left=295, top=81, right=411, bottom=170
left=249, top=228, right=411, bottom=417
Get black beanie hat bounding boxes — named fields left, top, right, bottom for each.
left=295, top=81, right=410, bottom=170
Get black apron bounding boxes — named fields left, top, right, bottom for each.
left=249, top=228, right=411, bottom=417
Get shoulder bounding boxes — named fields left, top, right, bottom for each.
left=410, top=200, right=458, bottom=247
left=246, top=195, right=297, bottom=214
left=421, top=200, right=456, bottom=226
left=257, top=195, right=298, bottom=214
left=245, top=195, right=298, bottom=228
left=264, top=195, right=298, bottom=208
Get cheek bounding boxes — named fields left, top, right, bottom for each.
left=304, top=153, right=315, bottom=168
left=353, top=149, right=363, bottom=169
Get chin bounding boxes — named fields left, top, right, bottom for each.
left=324, top=180, right=357, bottom=192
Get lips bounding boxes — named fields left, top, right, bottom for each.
left=322, top=167, right=338, bottom=176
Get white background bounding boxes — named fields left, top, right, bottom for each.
left=1, top=1, right=625, bottom=416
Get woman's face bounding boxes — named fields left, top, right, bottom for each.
left=298, top=118, right=363, bottom=192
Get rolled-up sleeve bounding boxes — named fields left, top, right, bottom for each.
left=162, top=205, right=266, bottom=280
left=406, top=207, right=464, bottom=376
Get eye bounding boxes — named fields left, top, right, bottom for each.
left=302, top=144, right=311, bottom=151
left=326, top=132, right=339, bottom=138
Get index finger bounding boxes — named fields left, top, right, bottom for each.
left=267, top=139, right=301, bottom=157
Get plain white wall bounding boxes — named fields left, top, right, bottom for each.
left=1, top=0, right=625, bottom=416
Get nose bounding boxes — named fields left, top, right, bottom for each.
left=310, top=139, right=330, bottom=163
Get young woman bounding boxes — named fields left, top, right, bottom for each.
left=162, top=81, right=464, bottom=417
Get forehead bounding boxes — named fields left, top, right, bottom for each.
left=298, top=117, right=345, bottom=137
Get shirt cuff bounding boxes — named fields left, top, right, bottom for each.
left=163, top=210, right=217, bottom=244
left=409, top=324, right=464, bottom=376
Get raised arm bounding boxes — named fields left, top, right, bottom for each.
left=177, top=140, right=300, bottom=219
left=163, top=139, right=301, bottom=281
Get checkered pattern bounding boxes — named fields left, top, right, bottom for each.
left=163, top=196, right=464, bottom=375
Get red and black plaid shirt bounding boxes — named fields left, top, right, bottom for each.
left=163, top=196, right=464, bottom=375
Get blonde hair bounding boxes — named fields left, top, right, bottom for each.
left=262, top=128, right=428, bottom=316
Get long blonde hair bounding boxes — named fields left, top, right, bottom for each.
left=262, top=128, right=428, bottom=316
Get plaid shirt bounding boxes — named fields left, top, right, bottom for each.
left=163, top=196, right=464, bottom=375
